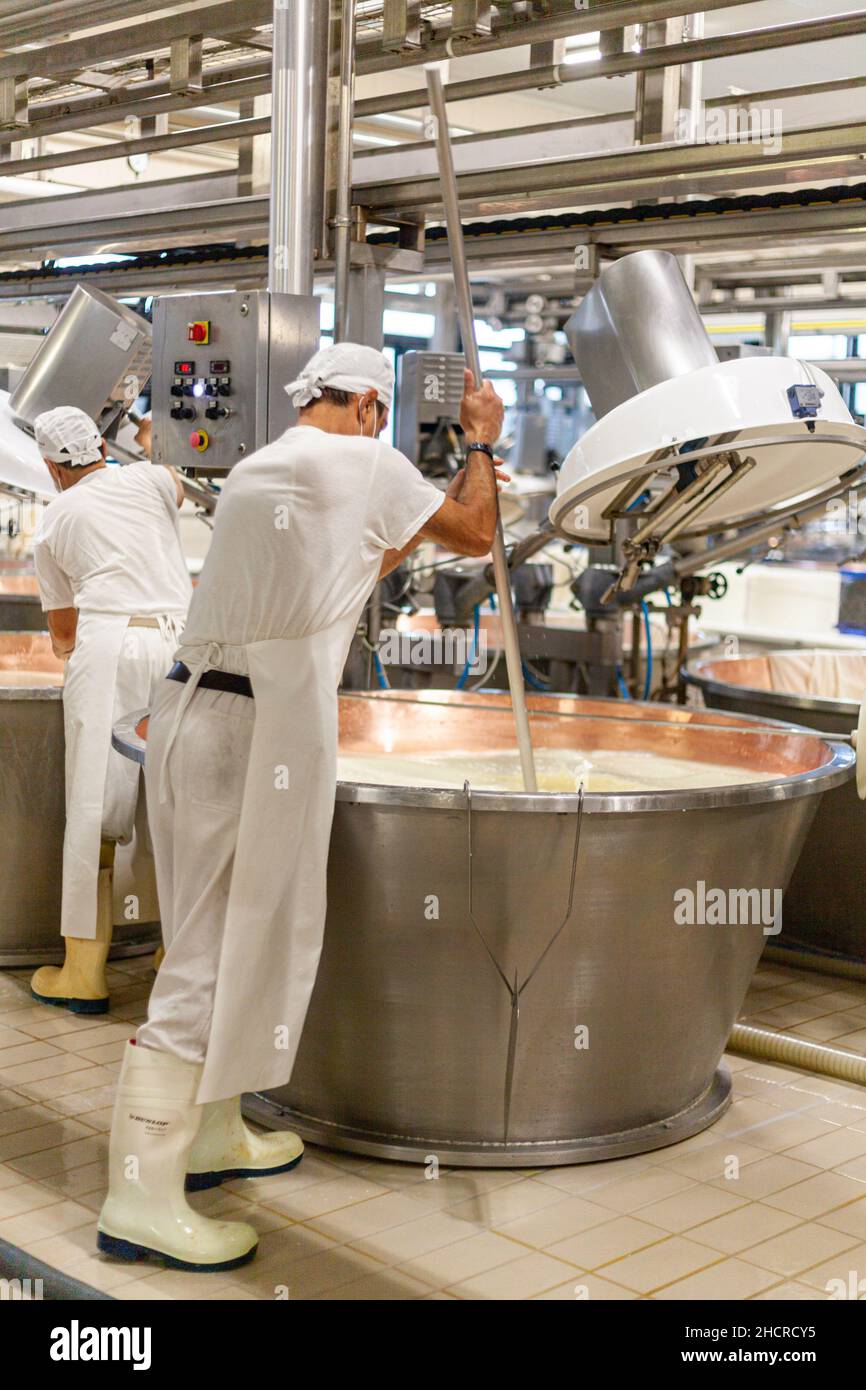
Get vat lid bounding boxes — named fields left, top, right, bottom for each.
left=550, top=355, right=866, bottom=559
left=0, top=393, right=53, bottom=497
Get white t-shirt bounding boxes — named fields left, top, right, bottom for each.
left=34, top=461, right=192, bottom=616
left=179, top=424, right=445, bottom=648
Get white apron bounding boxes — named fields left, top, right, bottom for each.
left=61, top=610, right=182, bottom=940
left=160, top=616, right=356, bottom=1104
left=61, top=611, right=133, bottom=940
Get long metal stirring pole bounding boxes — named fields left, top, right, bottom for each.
left=425, top=64, right=538, bottom=792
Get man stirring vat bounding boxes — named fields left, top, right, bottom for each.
left=98, top=344, right=506, bottom=1270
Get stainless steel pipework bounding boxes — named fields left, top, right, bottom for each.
left=333, top=0, right=357, bottom=344
left=425, top=63, right=537, bottom=792
left=268, top=0, right=329, bottom=297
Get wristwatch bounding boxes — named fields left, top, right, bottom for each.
left=465, top=441, right=496, bottom=463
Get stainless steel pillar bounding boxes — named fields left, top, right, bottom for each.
left=268, top=0, right=330, bottom=296
left=765, top=290, right=791, bottom=354
left=344, top=254, right=386, bottom=349
left=635, top=12, right=704, bottom=145
left=333, top=0, right=357, bottom=342
left=431, top=282, right=461, bottom=355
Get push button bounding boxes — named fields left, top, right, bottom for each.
left=189, top=429, right=209, bottom=452
left=187, top=321, right=210, bottom=344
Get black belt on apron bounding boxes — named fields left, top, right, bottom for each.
left=167, top=661, right=254, bottom=699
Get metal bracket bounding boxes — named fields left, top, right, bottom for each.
left=0, top=75, right=28, bottom=130
left=452, top=1, right=493, bottom=39
left=383, top=0, right=422, bottom=51
left=170, top=35, right=203, bottom=96
left=348, top=242, right=425, bottom=274
left=465, top=779, right=584, bottom=1142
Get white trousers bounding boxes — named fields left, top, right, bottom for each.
left=137, top=678, right=255, bottom=1063
left=101, top=626, right=183, bottom=845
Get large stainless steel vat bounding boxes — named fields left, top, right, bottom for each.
left=237, top=689, right=851, bottom=1166
left=0, top=633, right=160, bottom=965
left=0, top=576, right=42, bottom=632
left=685, top=650, right=865, bottom=962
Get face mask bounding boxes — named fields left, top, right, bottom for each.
left=357, top=399, right=380, bottom=440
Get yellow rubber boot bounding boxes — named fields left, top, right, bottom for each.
left=31, top=840, right=115, bottom=1015
left=186, top=1097, right=304, bottom=1192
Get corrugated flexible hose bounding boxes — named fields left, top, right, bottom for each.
left=763, top=944, right=866, bottom=983
left=728, top=1023, right=866, bottom=1085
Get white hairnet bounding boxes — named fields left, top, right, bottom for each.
left=285, top=343, right=395, bottom=411
left=34, top=406, right=103, bottom=467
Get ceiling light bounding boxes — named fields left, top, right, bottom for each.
left=563, top=47, right=601, bottom=65
left=353, top=131, right=403, bottom=146
left=370, top=113, right=424, bottom=131
left=565, top=31, right=601, bottom=49
left=0, top=176, right=83, bottom=196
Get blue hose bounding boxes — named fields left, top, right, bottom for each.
left=372, top=648, right=390, bottom=690
left=641, top=600, right=653, bottom=700
left=615, top=603, right=653, bottom=700
left=615, top=666, right=632, bottom=700
left=522, top=661, right=549, bottom=691
left=456, top=604, right=481, bottom=690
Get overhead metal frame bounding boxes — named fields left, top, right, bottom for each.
left=354, top=121, right=866, bottom=218
left=0, top=0, right=865, bottom=321
left=355, top=7, right=866, bottom=118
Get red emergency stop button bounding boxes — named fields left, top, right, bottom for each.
left=187, top=320, right=210, bottom=344
left=189, top=429, right=209, bottom=452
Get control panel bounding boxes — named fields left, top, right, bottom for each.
left=152, top=290, right=320, bottom=475
left=396, top=350, right=467, bottom=479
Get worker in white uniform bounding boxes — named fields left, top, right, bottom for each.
left=98, top=344, right=506, bottom=1272
left=30, top=407, right=192, bottom=1014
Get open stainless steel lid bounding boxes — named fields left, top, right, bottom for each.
left=550, top=251, right=866, bottom=549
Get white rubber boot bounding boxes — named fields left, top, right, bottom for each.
left=97, top=1042, right=259, bottom=1271
left=32, top=841, right=115, bottom=1015
left=186, top=1097, right=304, bottom=1192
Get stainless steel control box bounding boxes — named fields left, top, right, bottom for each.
left=152, top=289, right=320, bottom=475
left=396, top=350, right=466, bottom=468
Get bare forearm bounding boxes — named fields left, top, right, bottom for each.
left=48, top=608, right=77, bottom=658
left=379, top=536, right=422, bottom=579
left=459, top=452, right=498, bottom=533
left=420, top=451, right=498, bottom=556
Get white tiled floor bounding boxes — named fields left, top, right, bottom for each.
left=2, top=955, right=866, bottom=1300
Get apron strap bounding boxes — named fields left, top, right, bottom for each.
left=158, top=639, right=223, bottom=804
